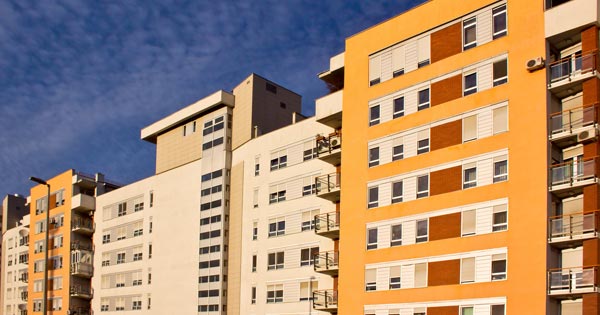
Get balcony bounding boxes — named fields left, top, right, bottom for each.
left=549, top=103, right=599, bottom=148
left=314, top=251, right=339, bottom=276
left=71, top=193, right=95, bottom=213
left=548, top=266, right=600, bottom=297
left=70, top=285, right=93, bottom=299
left=313, top=289, right=338, bottom=313
left=71, top=262, right=93, bottom=278
left=71, top=242, right=94, bottom=252
left=545, top=0, right=600, bottom=38
left=315, top=212, right=340, bottom=239
left=72, top=172, right=97, bottom=189
left=72, top=216, right=95, bottom=235
left=316, top=89, right=343, bottom=129
left=69, top=308, right=90, bottom=315
left=19, top=273, right=28, bottom=283
left=316, top=131, right=342, bottom=165
left=316, top=173, right=341, bottom=202
left=549, top=211, right=599, bottom=247
left=548, top=50, right=599, bottom=91
left=549, top=157, right=599, bottom=197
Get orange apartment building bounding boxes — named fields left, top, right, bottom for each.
left=310, top=0, right=600, bottom=314
left=28, top=170, right=118, bottom=315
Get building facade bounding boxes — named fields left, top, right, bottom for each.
left=1, top=210, right=29, bottom=315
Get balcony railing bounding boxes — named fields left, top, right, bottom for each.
left=549, top=211, right=599, bottom=244
left=549, top=103, right=598, bottom=147
left=71, top=262, right=93, bottom=278
left=69, top=308, right=90, bottom=315
left=549, top=157, right=598, bottom=192
left=548, top=50, right=598, bottom=86
left=71, top=242, right=94, bottom=252
left=316, top=131, right=342, bottom=165
left=313, top=289, right=338, bottom=311
left=71, top=216, right=95, bottom=235
left=70, top=285, right=93, bottom=299
left=315, top=212, right=340, bottom=239
left=315, top=172, right=341, bottom=202
left=548, top=266, right=599, bottom=295
left=20, top=291, right=28, bottom=302
left=314, top=251, right=339, bottom=275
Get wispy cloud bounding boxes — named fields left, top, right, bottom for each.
left=0, top=0, right=425, bottom=196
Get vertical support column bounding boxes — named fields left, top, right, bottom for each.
left=581, top=25, right=600, bottom=315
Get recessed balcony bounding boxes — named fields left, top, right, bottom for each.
left=548, top=266, right=600, bottom=297
left=70, top=285, right=93, bottom=299
left=72, top=193, right=95, bottom=213
left=549, top=211, right=599, bottom=247
left=315, top=212, right=340, bottom=239
left=549, top=103, right=598, bottom=148
left=72, top=216, right=95, bottom=235
left=316, top=173, right=341, bottom=202
left=71, top=262, right=93, bottom=278
left=316, top=131, right=342, bottom=166
left=72, top=172, right=97, bottom=189
left=314, top=250, right=339, bottom=276
left=313, top=289, right=338, bottom=313
left=548, top=50, right=599, bottom=92
left=315, top=89, right=343, bottom=129
left=549, top=157, right=599, bottom=197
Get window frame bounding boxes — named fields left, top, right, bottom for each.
left=463, top=72, right=478, bottom=96
left=391, top=181, right=403, bottom=204
left=463, top=17, right=477, bottom=50
left=393, top=96, right=405, bottom=119
left=416, top=219, right=428, bottom=243
left=417, top=138, right=430, bottom=155
left=492, top=4, right=507, bottom=39
left=390, top=224, right=402, bottom=247
left=416, top=175, right=429, bottom=199
left=369, top=105, right=381, bottom=126
left=492, top=204, right=508, bottom=232
left=369, top=147, right=380, bottom=167
left=417, top=88, right=430, bottom=111
left=392, top=144, right=404, bottom=161
left=493, top=59, right=508, bottom=86
left=367, top=228, right=378, bottom=250
left=368, top=187, right=379, bottom=209
left=463, top=166, right=477, bottom=189
left=493, top=159, right=508, bottom=182
left=491, top=254, right=507, bottom=281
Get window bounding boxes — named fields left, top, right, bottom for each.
left=302, top=177, right=316, bottom=196
left=251, top=287, right=256, bottom=304
left=365, top=269, right=376, bottom=291
left=368, top=187, right=379, bottom=209
left=300, top=280, right=318, bottom=301
left=269, top=190, right=286, bottom=204
left=266, top=284, right=283, bottom=303
left=463, top=17, right=477, bottom=50
left=268, top=218, right=285, bottom=237
left=254, top=157, right=260, bottom=176
left=252, top=222, right=258, bottom=240
left=391, top=224, right=402, bottom=246
left=117, top=253, right=125, bottom=264
left=494, top=157, right=508, bottom=182
left=417, top=175, right=429, bottom=198
left=464, top=72, right=477, bottom=96
left=132, top=299, right=142, bottom=310
left=493, top=204, right=508, bottom=231
left=102, top=234, right=110, bottom=244
left=417, top=88, right=430, bottom=111
left=491, top=304, right=505, bottom=315
left=392, top=181, right=403, bottom=204
left=149, top=191, right=154, bottom=207
left=492, top=253, right=507, bottom=280
left=369, top=105, right=380, bottom=126
left=134, top=202, right=144, bottom=212
left=463, top=166, right=477, bottom=189
left=417, top=36, right=430, bottom=68
left=367, top=228, right=378, bottom=250
left=492, top=4, right=507, bottom=39
left=461, top=257, right=475, bottom=283
left=270, top=152, right=287, bottom=170
left=462, top=210, right=476, bottom=236
left=492, top=106, right=508, bottom=134
left=300, top=247, right=319, bottom=266
left=417, top=130, right=429, bottom=154
left=463, top=115, right=478, bottom=142
left=392, top=144, right=404, bottom=161
left=392, top=46, right=405, bottom=77
left=116, top=274, right=125, bottom=287
left=414, top=263, right=427, bottom=288
left=133, top=272, right=142, bottom=286
left=369, top=147, right=379, bottom=167
left=369, top=55, right=381, bottom=86
left=118, top=203, right=127, bottom=217
left=201, top=169, right=223, bottom=182
left=133, top=252, right=143, bottom=261
left=393, top=97, right=405, bottom=119
left=416, top=219, right=428, bottom=243
left=253, top=188, right=259, bottom=208
left=301, top=210, right=318, bottom=231
left=303, top=142, right=317, bottom=161
left=389, top=266, right=401, bottom=289
left=252, top=255, right=257, bottom=272
left=267, top=252, right=284, bottom=270
left=493, top=59, right=508, bottom=86
left=461, top=306, right=474, bottom=315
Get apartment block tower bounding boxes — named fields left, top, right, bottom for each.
left=28, top=170, right=118, bottom=315
left=1, top=194, right=29, bottom=315
left=322, top=0, right=600, bottom=314
left=92, top=74, right=303, bottom=314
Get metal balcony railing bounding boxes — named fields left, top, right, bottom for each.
left=548, top=266, right=599, bottom=294
left=71, top=216, right=95, bottom=234
left=314, top=251, right=339, bottom=273
left=549, top=211, right=599, bottom=243
left=549, top=103, right=598, bottom=136
left=316, top=131, right=342, bottom=156
left=549, top=50, right=598, bottom=85
left=313, top=289, right=338, bottom=310
left=315, top=173, right=341, bottom=194
left=71, top=262, right=93, bottom=278
left=549, top=157, right=598, bottom=189
left=70, top=285, right=93, bottom=299
left=315, top=212, right=340, bottom=236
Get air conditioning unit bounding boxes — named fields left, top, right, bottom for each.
left=526, top=57, right=545, bottom=72
left=330, top=136, right=341, bottom=148
left=578, top=129, right=598, bottom=142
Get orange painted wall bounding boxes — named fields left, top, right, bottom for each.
left=340, top=0, right=547, bottom=313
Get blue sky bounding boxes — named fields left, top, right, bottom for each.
left=0, top=0, right=425, bottom=197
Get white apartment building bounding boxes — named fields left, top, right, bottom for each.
left=92, top=73, right=303, bottom=314
left=228, top=116, right=336, bottom=315
left=1, top=214, right=30, bottom=315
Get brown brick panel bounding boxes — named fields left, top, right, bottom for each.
left=430, top=166, right=462, bottom=196
left=583, top=181, right=600, bottom=212
left=430, top=120, right=462, bottom=151
left=583, top=292, right=600, bottom=315
left=431, top=22, right=462, bottom=63
left=429, top=212, right=462, bottom=241
left=583, top=78, right=600, bottom=105
left=428, top=259, right=460, bottom=286
left=582, top=26, right=599, bottom=53
left=49, top=194, right=57, bottom=210
left=431, top=74, right=462, bottom=107
left=428, top=306, right=459, bottom=315
left=583, top=239, right=600, bottom=266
